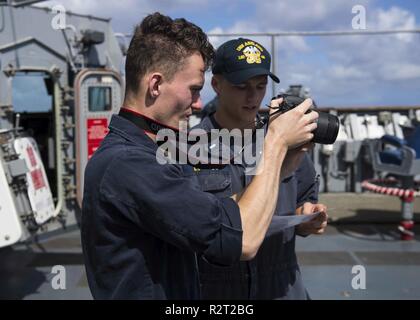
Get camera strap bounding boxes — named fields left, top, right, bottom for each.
left=119, top=107, right=178, bottom=137
left=119, top=107, right=240, bottom=168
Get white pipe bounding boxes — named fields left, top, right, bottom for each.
left=52, top=79, right=64, bottom=218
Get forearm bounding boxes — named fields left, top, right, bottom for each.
left=238, top=132, right=287, bottom=260
left=236, top=97, right=317, bottom=259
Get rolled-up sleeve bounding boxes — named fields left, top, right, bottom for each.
left=202, top=198, right=242, bottom=265
left=99, top=149, right=243, bottom=266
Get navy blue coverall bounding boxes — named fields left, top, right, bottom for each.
left=187, top=114, right=319, bottom=299
left=81, top=114, right=244, bottom=299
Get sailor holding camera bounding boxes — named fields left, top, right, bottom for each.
left=188, top=38, right=328, bottom=299
left=81, top=15, right=321, bottom=299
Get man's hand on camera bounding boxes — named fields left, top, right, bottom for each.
left=295, top=202, right=328, bottom=236
left=267, top=98, right=319, bottom=149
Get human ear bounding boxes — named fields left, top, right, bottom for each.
left=148, top=73, right=163, bottom=98
left=211, top=76, right=221, bottom=95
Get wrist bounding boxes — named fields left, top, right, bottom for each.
left=265, top=129, right=288, bottom=155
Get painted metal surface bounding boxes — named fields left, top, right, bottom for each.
left=13, top=137, right=55, bottom=224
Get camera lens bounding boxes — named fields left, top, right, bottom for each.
left=312, top=112, right=340, bottom=144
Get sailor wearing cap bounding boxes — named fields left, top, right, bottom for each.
left=187, top=38, right=328, bottom=299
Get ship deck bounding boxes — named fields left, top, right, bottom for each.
left=1, top=192, right=420, bottom=300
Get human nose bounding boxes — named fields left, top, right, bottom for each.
left=246, top=87, right=257, bottom=103
left=191, top=97, right=203, bottom=111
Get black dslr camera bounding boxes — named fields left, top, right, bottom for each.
left=274, top=94, right=340, bottom=145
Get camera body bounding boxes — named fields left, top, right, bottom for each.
left=276, top=94, right=340, bottom=145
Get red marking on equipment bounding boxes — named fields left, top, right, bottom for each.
left=87, top=118, right=108, bottom=159
left=30, top=169, right=46, bottom=190
left=399, top=220, right=415, bottom=241
left=26, top=146, right=37, bottom=168
left=362, top=179, right=416, bottom=201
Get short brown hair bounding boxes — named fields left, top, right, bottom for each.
left=125, top=12, right=214, bottom=96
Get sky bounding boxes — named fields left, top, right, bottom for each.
left=13, top=0, right=420, bottom=109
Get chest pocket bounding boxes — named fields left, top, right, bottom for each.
left=185, top=163, right=248, bottom=198
left=197, top=170, right=233, bottom=198
left=181, top=164, right=235, bottom=198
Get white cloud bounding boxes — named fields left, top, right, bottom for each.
left=37, top=0, right=211, bottom=32
left=374, top=6, right=417, bottom=42
left=327, top=6, right=420, bottom=80
left=375, top=6, right=416, bottom=29
left=381, top=63, right=420, bottom=81
left=286, top=72, right=312, bottom=83
left=274, top=4, right=420, bottom=105
left=37, top=0, right=420, bottom=106
left=208, top=19, right=310, bottom=54
left=252, top=0, right=371, bottom=30
left=207, top=27, right=230, bottom=49
left=38, top=0, right=209, bottom=14
left=328, top=65, right=368, bottom=80
left=207, top=2, right=420, bottom=106
left=39, top=0, right=141, bottom=16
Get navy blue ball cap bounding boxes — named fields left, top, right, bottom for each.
left=212, top=38, right=280, bottom=84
